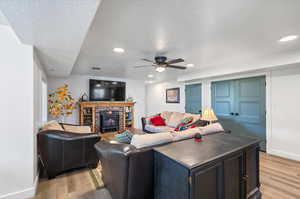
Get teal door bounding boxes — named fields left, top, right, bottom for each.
left=212, top=76, right=266, bottom=151
left=185, top=84, right=202, bottom=114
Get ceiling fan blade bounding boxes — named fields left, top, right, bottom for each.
left=166, top=58, right=184, bottom=65
left=133, top=65, right=154, bottom=68
left=167, top=65, right=187, bottom=70
left=141, top=58, right=155, bottom=63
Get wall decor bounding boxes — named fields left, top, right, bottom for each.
left=166, top=87, right=180, bottom=103
left=80, top=92, right=89, bottom=102
left=48, top=84, right=77, bottom=122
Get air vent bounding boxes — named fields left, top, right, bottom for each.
left=92, top=67, right=101, bottom=71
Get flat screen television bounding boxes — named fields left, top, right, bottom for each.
left=89, top=79, right=126, bottom=101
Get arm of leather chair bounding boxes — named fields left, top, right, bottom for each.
left=94, top=140, right=153, bottom=199
left=94, top=141, right=137, bottom=199
left=39, top=130, right=100, bottom=141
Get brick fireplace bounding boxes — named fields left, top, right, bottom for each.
left=79, top=102, right=135, bottom=133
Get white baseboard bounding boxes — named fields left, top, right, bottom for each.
left=268, top=149, right=300, bottom=162
left=0, top=173, right=39, bottom=199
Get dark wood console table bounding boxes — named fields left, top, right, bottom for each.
left=154, top=133, right=261, bottom=199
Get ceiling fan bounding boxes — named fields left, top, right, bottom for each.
left=134, top=56, right=186, bottom=72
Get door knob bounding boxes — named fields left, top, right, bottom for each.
left=199, top=110, right=202, bottom=113
left=235, top=113, right=239, bottom=116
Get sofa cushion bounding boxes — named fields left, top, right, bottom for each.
left=171, top=128, right=202, bottom=141
left=150, top=115, right=166, bottom=126
left=145, top=125, right=174, bottom=133
left=131, top=132, right=173, bottom=149
left=199, top=123, right=224, bottom=135
left=43, top=121, right=64, bottom=131
left=63, top=125, right=91, bottom=134
left=167, top=112, right=185, bottom=127
left=161, top=111, right=173, bottom=124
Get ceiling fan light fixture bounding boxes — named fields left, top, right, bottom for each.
left=113, top=47, right=125, bottom=53
left=156, top=66, right=166, bottom=72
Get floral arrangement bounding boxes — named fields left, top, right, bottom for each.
left=48, top=84, right=77, bottom=119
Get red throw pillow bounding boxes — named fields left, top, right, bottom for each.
left=150, top=115, right=166, bottom=126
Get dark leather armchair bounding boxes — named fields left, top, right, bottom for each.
left=95, top=141, right=154, bottom=199
left=38, top=129, right=101, bottom=179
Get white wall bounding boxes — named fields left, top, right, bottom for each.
left=268, top=66, right=300, bottom=161
left=0, top=25, right=36, bottom=199
left=146, top=81, right=185, bottom=116
left=47, top=75, right=146, bottom=128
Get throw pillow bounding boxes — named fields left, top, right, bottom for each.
left=161, top=111, right=173, bottom=124
left=63, top=125, right=92, bottom=134
left=187, top=119, right=208, bottom=128
left=115, top=130, right=133, bottom=144
left=174, top=116, right=193, bottom=131
left=199, top=123, right=224, bottom=135
left=145, top=114, right=160, bottom=125
left=150, top=115, right=166, bottom=126
left=130, top=132, right=173, bottom=149
left=183, top=113, right=200, bottom=123
left=42, top=121, right=64, bottom=131
left=167, top=112, right=185, bottom=127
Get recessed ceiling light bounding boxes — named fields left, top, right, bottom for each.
left=148, top=74, right=154, bottom=78
left=156, top=66, right=166, bottom=73
left=186, top=64, right=195, bottom=67
left=279, top=35, right=298, bottom=42
left=113, top=47, right=125, bottom=53
left=145, top=80, right=154, bottom=84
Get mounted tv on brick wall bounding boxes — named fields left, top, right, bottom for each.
left=89, top=79, right=126, bottom=101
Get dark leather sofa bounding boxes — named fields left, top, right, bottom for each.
left=38, top=128, right=101, bottom=179
left=95, top=129, right=230, bottom=199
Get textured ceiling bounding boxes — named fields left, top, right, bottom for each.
left=73, top=0, right=300, bottom=82
left=1, top=0, right=300, bottom=81
left=0, top=0, right=102, bottom=77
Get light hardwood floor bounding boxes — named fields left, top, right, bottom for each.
left=31, top=152, right=300, bottom=199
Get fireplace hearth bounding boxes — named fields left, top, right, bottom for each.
left=99, top=111, right=120, bottom=133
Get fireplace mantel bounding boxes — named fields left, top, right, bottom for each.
left=79, top=101, right=136, bottom=133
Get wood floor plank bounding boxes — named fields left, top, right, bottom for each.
left=30, top=152, right=300, bottom=199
